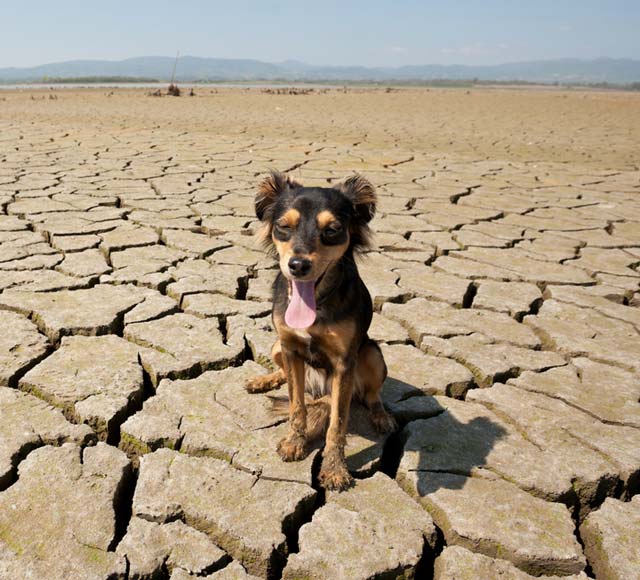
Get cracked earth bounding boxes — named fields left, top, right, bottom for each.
left=0, top=87, right=639, bottom=579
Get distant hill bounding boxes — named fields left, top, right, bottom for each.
left=1, top=56, right=639, bottom=84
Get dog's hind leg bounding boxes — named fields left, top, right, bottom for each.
left=245, top=340, right=287, bottom=393
left=357, top=339, right=397, bottom=433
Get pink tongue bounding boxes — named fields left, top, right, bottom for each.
left=285, top=280, right=317, bottom=329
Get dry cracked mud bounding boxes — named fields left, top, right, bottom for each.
left=0, top=86, right=639, bottom=579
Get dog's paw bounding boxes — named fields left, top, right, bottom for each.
left=318, top=462, right=354, bottom=491
left=370, top=408, right=398, bottom=434
left=277, top=434, right=309, bottom=462
left=245, top=374, right=281, bottom=394
left=318, top=447, right=354, bottom=491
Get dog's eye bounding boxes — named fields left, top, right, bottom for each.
left=274, top=223, right=292, bottom=235
left=324, top=224, right=343, bottom=237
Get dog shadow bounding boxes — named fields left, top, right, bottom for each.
left=345, top=376, right=507, bottom=497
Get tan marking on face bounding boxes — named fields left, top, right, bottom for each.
left=317, top=210, right=337, bottom=229
left=273, top=237, right=295, bottom=263
left=278, top=208, right=301, bottom=228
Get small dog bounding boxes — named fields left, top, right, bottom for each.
left=245, top=171, right=397, bottom=490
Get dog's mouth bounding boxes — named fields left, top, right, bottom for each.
left=284, top=275, right=324, bottom=330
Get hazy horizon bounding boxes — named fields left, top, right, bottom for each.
left=3, top=1, right=639, bottom=69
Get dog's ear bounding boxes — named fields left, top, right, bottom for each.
left=255, top=171, right=301, bottom=221
left=335, top=174, right=377, bottom=223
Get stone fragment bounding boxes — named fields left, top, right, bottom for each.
left=162, top=229, right=230, bottom=257
left=400, top=396, right=596, bottom=502
left=545, top=284, right=640, bottom=328
left=57, top=248, right=111, bottom=277
left=381, top=343, right=474, bottom=397
left=226, top=315, right=276, bottom=368
left=0, top=269, right=94, bottom=292
left=434, top=248, right=594, bottom=284
left=166, top=260, right=248, bottom=300
left=0, top=251, right=63, bottom=271
left=20, top=335, right=144, bottom=441
left=420, top=334, right=565, bottom=387
left=359, top=260, right=409, bottom=307
left=434, top=546, right=589, bottom=580
left=468, top=383, right=638, bottom=503
left=283, top=473, right=436, bottom=580
left=182, top=293, right=270, bottom=318
left=399, top=472, right=585, bottom=576
left=511, top=361, right=640, bottom=428
left=573, top=247, right=638, bottom=277
left=51, top=233, right=101, bottom=252
left=110, top=244, right=187, bottom=278
left=381, top=379, right=445, bottom=423
left=579, top=496, right=640, bottom=580
left=207, top=245, right=265, bottom=267
left=123, top=292, right=179, bottom=324
left=246, top=269, right=277, bottom=301
left=368, top=312, right=410, bottom=344
left=0, top=284, right=150, bottom=343
left=0, top=311, right=49, bottom=387
left=0, top=443, right=129, bottom=579
left=169, top=561, right=261, bottom=579
left=124, top=313, right=244, bottom=385
left=396, top=267, right=472, bottom=306
left=383, top=298, right=540, bottom=348
left=524, top=299, right=640, bottom=372
left=473, top=280, right=542, bottom=318
left=132, top=449, right=316, bottom=578
left=116, top=517, right=228, bottom=578
left=0, top=387, right=94, bottom=488
left=99, top=225, right=159, bottom=253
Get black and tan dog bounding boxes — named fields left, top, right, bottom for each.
left=245, top=171, right=396, bottom=491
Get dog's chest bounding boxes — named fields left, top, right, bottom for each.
left=291, top=329, right=312, bottom=344
left=289, top=328, right=333, bottom=371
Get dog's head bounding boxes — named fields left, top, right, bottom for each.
left=255, top=171, right=376, bottom=282
left=255, top=171, right=377, bottom=328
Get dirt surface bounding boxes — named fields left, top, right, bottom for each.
left=0, top=86, right=639, bottom=579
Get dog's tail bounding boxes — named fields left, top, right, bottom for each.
left=270, top=395, right=331, bottom=440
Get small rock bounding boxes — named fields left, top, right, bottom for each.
left=284, top=473, right=436, bottom=579
left=399, top=472, right=585, bottom=576
left=0, top=443, right=129, bottom=579
left=133, top=449, right=316, bottom=578
left=0, top=284, right=151, bottom=343
left=434, top=546, right=589, bottom=580
left=381, top=343, right=474, bottom=397
left=116, top=517, right=228, bottom=577
left=124, top=313, right=244, bottom=385
left=0, top=311, right=49, bottom=387
left=579, top=496, right=640, bottom=580
left=20, top=335, right=144, bottom=441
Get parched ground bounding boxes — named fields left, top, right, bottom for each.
left=0, top=86, right=639, bottom=580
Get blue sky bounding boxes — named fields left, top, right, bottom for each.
left=2, top=1, right=639, bottom=68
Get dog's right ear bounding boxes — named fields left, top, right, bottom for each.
left=255, top=171, right=301, bottom=221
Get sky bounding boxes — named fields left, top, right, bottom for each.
left=2, top=1, right=639, bottom=69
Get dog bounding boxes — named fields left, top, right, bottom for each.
left=245, top=171, right=397, bottom=491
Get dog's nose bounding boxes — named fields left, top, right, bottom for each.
left=288, top=257, right=312, bottom=277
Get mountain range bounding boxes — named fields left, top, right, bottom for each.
left=1, top=56, right=639, bottom=84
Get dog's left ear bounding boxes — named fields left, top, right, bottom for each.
left=255, top=171, right=301, bottom=221
left=335, top=174, right=377, bottom=223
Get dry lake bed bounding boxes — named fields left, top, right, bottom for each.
left=0, top=86, right=639, bottom=579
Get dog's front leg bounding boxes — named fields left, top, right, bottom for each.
left=318, top=361, right=355, bottom=490
left=277, top=345, right=309, bottom=461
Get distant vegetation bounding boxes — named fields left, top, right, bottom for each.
left=1, top=76, right=639, bottom=92
left=36, top=76, right=160, bottom=84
